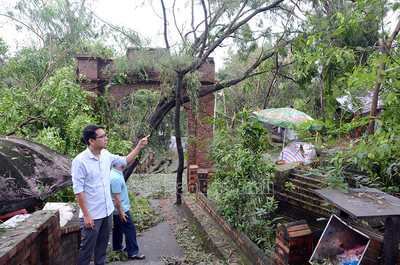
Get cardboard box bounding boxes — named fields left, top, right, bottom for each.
left=309, top=215, right=370, bottom=265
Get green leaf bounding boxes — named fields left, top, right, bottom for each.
left=333, top=27, right=346, bottom=36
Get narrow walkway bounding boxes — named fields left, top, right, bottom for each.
left=107, top=197, right=185, bottom=265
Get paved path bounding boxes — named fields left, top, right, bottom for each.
left=107, top=197, right=185, bottom=265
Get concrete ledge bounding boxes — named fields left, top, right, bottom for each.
left=0, top=206, right=81, bottom=265
left=0, top=210, right=61, bottom=265
left=182, top=195, right=245, bottom=264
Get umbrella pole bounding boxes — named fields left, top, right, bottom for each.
left=280, top=129, right=286, bottom=160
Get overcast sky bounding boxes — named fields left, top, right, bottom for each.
left=93, top=0, right=165, bottom=46
left=0, top=0, right=228, bottom=69
left=0, top=0, right=166, bottom=50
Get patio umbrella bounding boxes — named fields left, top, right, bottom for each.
left=253, top=107, right=316, bottom=130
left=253, top=108, right=318, bottom=161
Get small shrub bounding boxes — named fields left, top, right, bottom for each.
left=284, top=181, right=296, bottom=191
left=106, top=250, right=127, bottom=262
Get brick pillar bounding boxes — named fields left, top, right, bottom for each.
left=197, top=168, right=208, bottom=195
left=188, top=165, right=199, bottom=193
left=37, top=212, right=62, bottom=265
left=185, top=77, right=215, bottom=169
left=186, top=90, right=215, bottom=194
left=275, top=220, right=313, bottom=265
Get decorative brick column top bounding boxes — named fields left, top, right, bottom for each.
left=275, top=220, right=313, bottom=265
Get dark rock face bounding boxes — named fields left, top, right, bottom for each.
left=0, top=136, right=72, bottom=216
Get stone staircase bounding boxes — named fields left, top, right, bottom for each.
left=274, top=169, right=332, bottom=231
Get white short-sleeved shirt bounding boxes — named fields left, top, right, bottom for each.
left=71, top=148, right=127, bottom=219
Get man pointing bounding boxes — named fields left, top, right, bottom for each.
left=71, top=124, right=149, bottom=265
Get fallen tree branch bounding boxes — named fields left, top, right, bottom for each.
left=6, top=115, right=48, bottom=136
left=152, top=158, right=173, bottom=174
left=147, top=158, right=167, bottom=174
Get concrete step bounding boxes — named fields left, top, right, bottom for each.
left=282, top=188, right=328, bottom=207
left=275, top=191, right=332, bottom=217
left=289, top=184, right=322, bottom=198
left=286, top=178, right=323, bottom=191
left=290, top=170, right=326, bottom=186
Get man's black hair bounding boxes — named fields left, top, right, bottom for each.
left=82, top=125, right=103, bottom=146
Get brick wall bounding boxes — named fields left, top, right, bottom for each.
left=60, top=210, right=81, bottom=265
left=0, top=210, right=80, bottom=265
left=76, top=52, right=216, bottom=193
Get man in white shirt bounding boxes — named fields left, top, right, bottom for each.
left=72, top=125, right=149, bottom=265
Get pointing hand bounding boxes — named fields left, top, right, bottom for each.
left=138, top=135, right=150, bottom=149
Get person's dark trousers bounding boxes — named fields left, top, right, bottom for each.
left=77, top=214, right=112, bottom=265
left=112, top=211, right=139, bottom=256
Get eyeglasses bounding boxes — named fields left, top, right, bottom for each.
left=96, top=134, right=107, bottom=139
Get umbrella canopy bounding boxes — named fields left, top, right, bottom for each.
left=0, top=136, right=72, bottom=216
left=254, top=107, right=316, bottom=130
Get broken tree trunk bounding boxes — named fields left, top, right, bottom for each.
left=367, top=19, right=400, bottom=136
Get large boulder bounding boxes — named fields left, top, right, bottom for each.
left=0, top=136, right=72, bottom=216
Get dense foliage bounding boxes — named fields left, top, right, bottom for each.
left=323, top=101, right=400, bottom=191
left=214, top=0, right=400, bottom=193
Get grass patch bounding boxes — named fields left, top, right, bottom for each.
left=129, top=195, right=165, bottom=233
left=147, top=185, right=172, bottom=199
